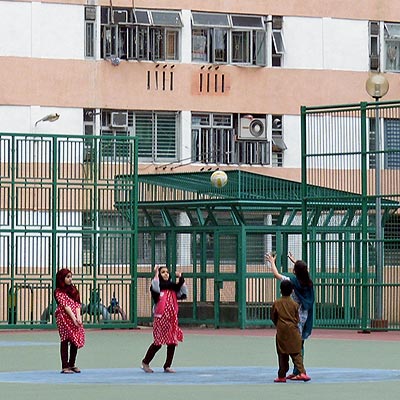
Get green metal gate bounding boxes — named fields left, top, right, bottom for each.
left=0, top=132, right=138, bottom=328
left=302, top=101, right=400, bottom=330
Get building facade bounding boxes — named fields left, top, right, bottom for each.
left=1, top=0, right=400, bottom=175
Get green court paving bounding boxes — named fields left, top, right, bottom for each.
left=0, top=327, right=399, bottom=400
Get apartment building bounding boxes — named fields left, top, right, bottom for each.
left=1, top=0, right=400, bottom=175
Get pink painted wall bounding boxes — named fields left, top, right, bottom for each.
left=32, top=0, right=400, bottom=22
left=2, top=58, right=399, bottom=114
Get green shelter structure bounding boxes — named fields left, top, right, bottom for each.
left=115, top=169, right=399, bottom=329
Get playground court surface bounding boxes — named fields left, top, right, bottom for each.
left=0, top=327, right=399, bottom=400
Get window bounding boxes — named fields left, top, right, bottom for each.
left=369, top=21, right=380, bottom=71
left=368, top=118, right=377, bottom=169
left=369, top=118, right=400, bottom=169
left=100, top=7, right=181, bottom=61
left=384, top=214, right=400, bottom=265
left=192, top=113, right=270, bottom=165
left=272, top=16, right=284, bottom=67
left=384, top=22, right=400, bottom=71
left=100, top=111, right=131, bottom=161
left=271, top=152, right=283, bottom=167
left=150, top=27, right=180, bottom=61
left=232, top=31, right=250, bottom=63
left=213, top=28, right=229, bottom=63
left=384, top=119, right=400, bottom=168
left=83, top=109, right=96, bottom=166
left=85, top=6, right=96, bottom=58
left=191, top=12, right=268, bottom=66
left=231, top=15, right=265, bottom=65
left=135, top=111, right=178, bottom=161
left=98, top=212, right=131, bottom=265
left=82, top=211, right=94, bottom=267
left=192, top=29, right=209, bottom=61
left=99, top=110, right=177, bottom=162
left=271, top=115, right=286, bottom=167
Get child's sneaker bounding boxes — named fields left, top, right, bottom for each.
left=274, top=377, right=287, bottom=383
left=292, top=373, right=311, bottom=381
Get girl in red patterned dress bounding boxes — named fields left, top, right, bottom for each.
left=141, top=265, right=187, bottom=373
left=54, top=268, right=85, bottom=374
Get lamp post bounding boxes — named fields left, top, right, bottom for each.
left=365, top=73, right=389, bottom=323
left=34, top=113, right=60, bottom=127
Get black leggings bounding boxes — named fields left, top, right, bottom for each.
left=60, top=340, right=78, bottom=369
left=142, top=343, right=176, bottom=369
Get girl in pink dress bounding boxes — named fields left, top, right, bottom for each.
left=141, top=265, right=187, bottom=373
left=54, top=268, right=85, bottom=374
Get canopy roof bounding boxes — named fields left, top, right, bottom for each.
left=114, top=171, right=399, bottom=228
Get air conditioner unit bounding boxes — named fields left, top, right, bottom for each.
left=239, top=117, right=267, bottom=140
left=110, top=112, right=128, bottom=128
left=113, top=9, right=129, bottom=24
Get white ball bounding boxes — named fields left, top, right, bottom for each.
left=210, top=171, right=228, bottom=188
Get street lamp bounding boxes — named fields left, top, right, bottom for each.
left=365, top=73, right=389, bottom=324
left=34, top=113, right=60, bottom=127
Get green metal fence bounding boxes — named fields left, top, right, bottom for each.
left=302, top=100, right=400, bottom=330
left=3, top=100, right=400, bottom=331
left=0, top=132, right=138, bottom=328
left=131, top=171, right=337, bottom=329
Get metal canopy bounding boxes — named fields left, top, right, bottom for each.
left=115, top=171, right=399, bottom=229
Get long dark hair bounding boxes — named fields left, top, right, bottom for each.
left=293, top=260, right=313, bottom=287
left=54, top=268, right=81, bottom=303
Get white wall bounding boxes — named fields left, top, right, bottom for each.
left=0, top=106, right=85, bottom=163
left=283, top=114, right=363, bottom=170
left=0, top=106, right=83, bottom=134
left=284, top=17, right=324, bottom=69
left=323, top=18, right=368, bottom=71
left=0, top=2, right=31, bottom=56
left=283, top=115, right=302, bottom=167
left=181, top=9, right=192, bottom=64
left=305, top=115, right=362, bottom=169
left=32, top=107, right=83, bottom=135
left=0, top=1, right=84, bottom=59
left=284, top=16, right=369, bottom=71
left=34, top=3, right=84, bottom=59
left=180, top=110, right=192, bottom=162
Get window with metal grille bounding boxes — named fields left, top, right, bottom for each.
left=272, top=16, right=284, bottom=67
left=368, top=118, right=376, bottom=169
left=192, top=113, right=270, bottom=165
left=100, top=7, right=181, bottom=61
left=384, top=22, right=400, bottom=72
left=384, top=214, right=400, bottom=265
left=369, top=21, right=380, bottom=71
left=369, top=118, right=400, bottom=169
left=100, top=111, right=131, bottom=161
left=384, top=119, right=400, bottom=168
left=271, top=151, right=283, bottom=167
left=98, top=212, right=131, bottom=265
left=85, top=7, right=96, bottom=58
left=99, top=110, right=177, bottom=162
left=135, top=111, right=178, bottom=161
left=271, top=115, right=286, bottom=167
left=191, top=12, right=269, bottom=66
